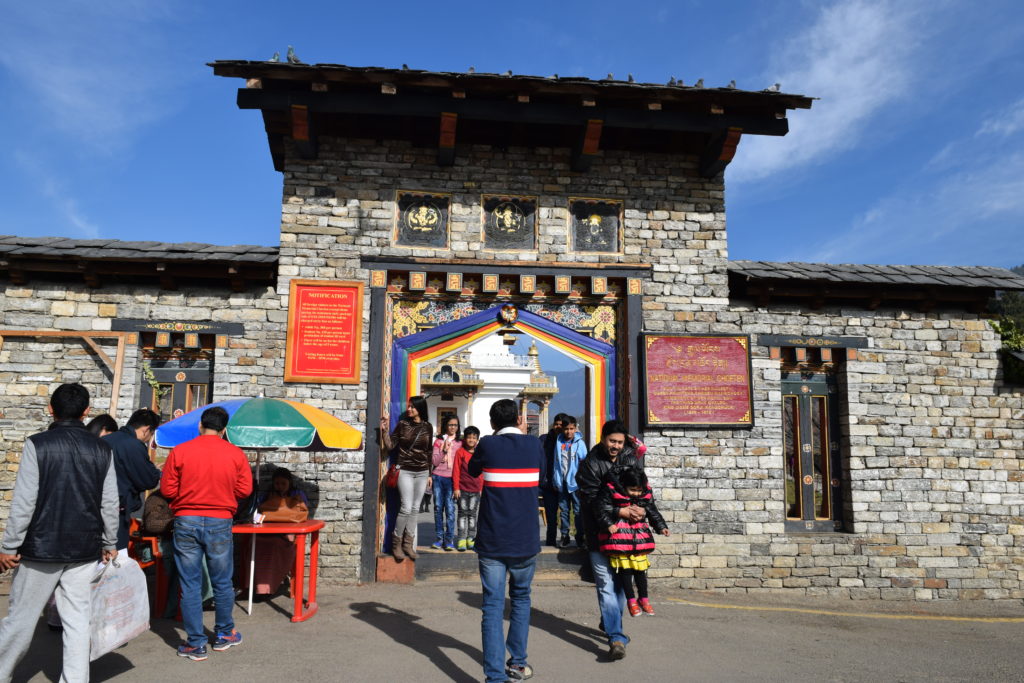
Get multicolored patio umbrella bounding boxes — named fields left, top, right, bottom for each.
left=155, top=396, right=360, bottom=617
left=154, top=397, right=362, bottom=450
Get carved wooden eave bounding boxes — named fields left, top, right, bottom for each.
left=210, top=61, right=815, bottom=177
left=727, top=260, right=1024, bottom=314
left=0, top=237, right=278, bottom=291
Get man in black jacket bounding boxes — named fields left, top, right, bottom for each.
left=0, top=383, right=119, bottom=681
left=105, top=408, right=162, bottom=549
left=576, top=419, right=644, bottom=661
left=538, top=413, right=568, bottom=546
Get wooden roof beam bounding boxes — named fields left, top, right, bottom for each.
left=237, top=89, right=791, bottom=136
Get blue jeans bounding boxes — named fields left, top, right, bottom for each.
left=558, top=488, right=580, bottom=540
left=479, top=555, right=537, bottom=683
left=174, top=516, right=236, bottom=648
left=589, top=551, right=629, bottom=647
left=432, top=475, right=455, bottom=545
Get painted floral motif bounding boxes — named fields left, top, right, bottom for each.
left=390, top=298, right=619, bottom=341
left=393, top=300, right=430, bottom=337
left=581, top=305, right=617, bottom=342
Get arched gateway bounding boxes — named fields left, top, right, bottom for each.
left=363, top=265, right=642, bottom=581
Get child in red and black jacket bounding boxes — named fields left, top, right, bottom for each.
left=596, top=464, right=669, bottom=616
left=452, top=426, right=483, bottom=551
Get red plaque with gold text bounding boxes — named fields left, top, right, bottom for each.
left=641, top=334, right=753, bottom=427
left=285, top=279, right=364, bottom=384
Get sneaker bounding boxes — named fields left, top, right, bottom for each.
left=177, top=644, right=208, bottom=661
left=505, top=659, right=534, bottom=680
left=457, top=539, right=468, bottom=551
left=608, top=641, right=626, bottom=661
left=639, top=598, right=655, bottom=615
left=211, top=630, right=242, bottom=651
left=627, top=599, right=641, bottom=617
left=468, top=538, right=475, bottom=549
left=443, top=543, right=455, bottom=551
left=430, top=541, right=443, bottom=550
left=559, top=536, right=571, bottom=548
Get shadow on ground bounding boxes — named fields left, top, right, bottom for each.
left=349, top=601, right=481, bottom=683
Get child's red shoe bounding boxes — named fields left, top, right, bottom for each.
left=639, top=598, right=655, bottom=616
left=627, top=599, right=641, bottom=617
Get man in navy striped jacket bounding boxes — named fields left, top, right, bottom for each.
left=468, top=399, right=545, bottom=683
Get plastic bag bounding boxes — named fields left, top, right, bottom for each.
left=90, top=556, right=150, bottom=661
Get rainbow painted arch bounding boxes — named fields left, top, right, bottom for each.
left=389, top=305, right=617, bottom=438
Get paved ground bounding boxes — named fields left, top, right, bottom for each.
left=3, top=581, right=1024, bottom=682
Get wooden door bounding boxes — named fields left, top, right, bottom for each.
left=781, top=369, right=843, bottom=531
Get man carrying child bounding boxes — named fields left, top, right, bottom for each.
left=576, top=420, right=644, bottom=661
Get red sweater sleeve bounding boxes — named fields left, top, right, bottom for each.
left=161, top=448, right=180, bottom=500
left=452, top=448, right=464, bottom=490
left=234, top=451, right=253, bottom=499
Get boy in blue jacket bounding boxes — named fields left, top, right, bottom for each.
left=552, top=415, right=587, bottom=547
left=468, top=399, right=545, bottom=683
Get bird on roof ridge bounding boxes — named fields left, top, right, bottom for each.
left=627, top=73, right=634, bottom=82
left=668, top=77, right=676, bottom=85
left=551, top=73, right=558, bottom=79
left=286, top=46, right=302, bottom=64
left=694, top=78, right=704, bottom=88
left=504, top=69, right=512, bottom=76
left=402, top=63, right=409, bottom=70
left=269, top=51, right=280, bottom=63
left=726, top=80, right=736, bottom=89
left=607, top=73, right=614, bottom=79
left=765, top=82, right=780, bottom=92
left=468, top=66, right=476, bottom=73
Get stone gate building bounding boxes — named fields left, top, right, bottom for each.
left=2, top=59, right=1024, bottom=600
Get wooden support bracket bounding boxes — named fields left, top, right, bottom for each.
left=437, top=112, right=458, bottom=166
left=572, top=118, right=603, bottom=172
left=699, top=126, right=743, bottom=177
left=290, top=104, right=318, bottom=159
left=0, top=330, right=129, bottom=418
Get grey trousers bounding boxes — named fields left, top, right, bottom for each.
left=0, top=559, right=97, bottom=683
left=394, top=468, right=429, bottom=538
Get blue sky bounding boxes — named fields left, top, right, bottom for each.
left=1, top=0, right=1022, bottom=268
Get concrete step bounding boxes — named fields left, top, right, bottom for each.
left=414, top=545, right=588, bottom=582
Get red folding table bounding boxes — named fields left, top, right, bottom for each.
left=232, top=519, right=325, bottom=622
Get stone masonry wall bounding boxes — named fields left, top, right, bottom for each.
left=0, top=283, right=282, bottom=520
left=643, top=305, right=1024, bottom=600
left=4, top=134, right=1022, bottom=597
left=275, top=137, right=728, bottom=581
left=278, top=136, right=1024, bottom=597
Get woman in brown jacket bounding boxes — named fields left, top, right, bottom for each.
left=380, top=395, right=433, bottom=560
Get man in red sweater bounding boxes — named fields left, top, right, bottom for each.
left=161, top=406, right=252, bottom=661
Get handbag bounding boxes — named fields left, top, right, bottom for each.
left=142, top=492, right=174, bottom=535
left=258, top=493, right=309, bottom=523
left=384, top=463, right=400, bottom=489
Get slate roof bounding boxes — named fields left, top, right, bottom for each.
left=209, top=60, right=815, bottom=110
left=728, top=261, right=1024, bottom=291
left=0, top=236, right=278, bottom=264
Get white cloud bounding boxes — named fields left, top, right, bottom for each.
left=977, top=97, right=1024, bottom=138
left=807, top=151, right=1024, bottom=265
left=730, top=0, right=925, bottom=183
left=14, top=151, right=101, bottom=238
left=0, top=1, right=189, bottom=151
